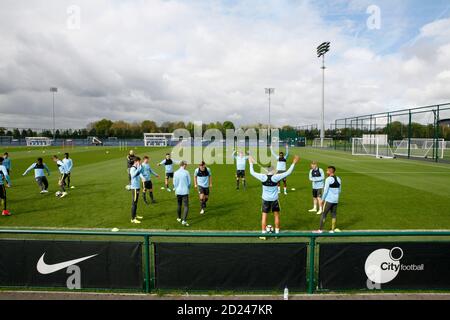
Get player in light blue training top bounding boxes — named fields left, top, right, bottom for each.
left=314, top=166, right=342, bottom=234
left=2, top=153, right=11, bottom=175
left=158, top=153, right=180, bottom=192
left=140, top=156, right=159, bottom=205
left=232, top=150, right=248, bottom=190
left=23, top=157, right=51, bottom=194
left=308, top=161, right=325, bottom=215
left=130, top=156, right=144, bottom=224
left=249, top=155, right=299, bottom=238
left=270, top=144, right=289, bottom=195
left=174, top=161, right=191, bottom=227
left=194, top=161, right=212, bottom=215
left=62, top=153, right=74, bottom=189
left=0, top=156, right=12, bottom=216
left=52, top=155, right=69, bottom=198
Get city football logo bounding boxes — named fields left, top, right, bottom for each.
left=365, top=247, right=404, bottom=284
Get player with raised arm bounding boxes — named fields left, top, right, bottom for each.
left=232, top=150, right=248, bottom=190
left=174, top=160, right=191, bottom=227
left=0, top=157, right=12, bottom=216
left=270, top=144, right=289, bottom=195
left=308, top=161, right=325, bottom=215
left=62, top=153, right=74, bottom=189
left=23, top=157, right=51, bottom=194
left=158, top=153, right=180, bottom=192
left=130, top=156, right=144, bottom=224
left=140, top=156, right=159, bottom=204
left=52, top=155, right=69, bottom=198
left=313, top=166, right=342, bottom=234
left=249, top=154, right=300, bottom=239
left=194, top=161, right=212, bottom=215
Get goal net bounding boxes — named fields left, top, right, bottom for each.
left=26, top=137, right=53, bottom=147
left=312, top=138, right=333, bottom=148
left=393, top=138, right=445, bottom=159
left=144, top=133, right=173, bottom=147
left=352, top=135, right=394, bottom=159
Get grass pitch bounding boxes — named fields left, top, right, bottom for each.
left=0, top=146, right=449, bottom=231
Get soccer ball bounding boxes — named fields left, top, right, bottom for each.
left=55, top=191, right=62, bottom=197
left=125, top=185, right=131, bottom=191
left=266, top=225, right=274, bottom=233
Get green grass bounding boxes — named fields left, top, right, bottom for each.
left=0, top=145, right=450, bottom=231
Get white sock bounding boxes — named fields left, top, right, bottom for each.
left=262, top=230, right=267, bottom=234
left=275, top=228, right=280, bottom=234
left=278, top=187, right=281, bottom=192
left=284, top=188, right=287, bottom=192
left=314, top=205, right=317, bottom=210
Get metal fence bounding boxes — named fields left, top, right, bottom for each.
left=331, top=103, right=450, bottom=162
left=1, top=229, right=450, bottom=294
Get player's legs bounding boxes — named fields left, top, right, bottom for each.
left=319, top=202, right=332, bottom=231
left=317, top=195, right=323, bottom=214
left=0, top=185, right=7, bottom=211
left=67, top=172, right=71, bottom=188
left=261, top=212, right=268, bottom=232
left=59, top=174, right=66, bottom=192
left=283, top=178, right=287, bottom=194
left=182, top=195, right=189, bottom=224
left=274, top=212, right=280, bottom=233
left=131, top=189, right=141, bottom=223
left=43, top=177, right=49, bottom=191
left=176, top=195, right=183, bottom=220
left=331, top=204, right=338, bottom=232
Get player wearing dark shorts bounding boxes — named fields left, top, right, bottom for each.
left=309, top=162, right=325, bottom=215
left=249, top=155, right=299, bottom=239
left=194, top=161, right=212, bottom=215
left=271, top=145, right=289, bottom=195
left=232, top=151, right=249, bottom=190
left=158, top=154, right=179, bottom=192
left=140, top=156, right=159, bottom=204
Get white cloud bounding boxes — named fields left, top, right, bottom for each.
left=0, top=0, right=449, bottom=129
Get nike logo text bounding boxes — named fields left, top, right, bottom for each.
left=37, top=253, right=98, bottom=274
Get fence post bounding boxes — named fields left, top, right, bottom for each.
left=308, top=236, right=316, bottom=294
left=434, top=106, right=440, bottom=163
left=144, top=235, right=151, bottom=293
left=408, top=110, right=412, bottom=159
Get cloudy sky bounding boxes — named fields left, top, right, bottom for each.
left=1, top=0, right=450, bottom=129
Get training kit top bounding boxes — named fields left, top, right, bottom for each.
left=233, top=152, right=248, bottom=171
left=322, top=176, right=342, bottom=204
left=194, top=167, right=212, bottom=188
left=130, top=165, right=143, bottom=189
left=56, top=160, right=69, bottom=175
left=309, top=168, right=325, bottom=189
left=0, top=165, right=11, bottom=186
left=271, top=147, right=289, bottom=171
left=140, top=163, right=158, bottom=182
left=2, top=158, right=11, bottom=170
left=160, top=158, right=180, bottom=174
left=62, top=158, right=73, bottom=172
left=250, top=163, right=295, bottom=202
left=23, top=163, right=51, bottom=178
left=174, top=168, right=191, bottom=196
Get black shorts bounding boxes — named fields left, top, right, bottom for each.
left=143, top=180, right=153, bottom=190
left=236, top=170, right=245, bottom=178
left=277, top=170, right=287, bottom=182
left=0, top=185, right=6, bottom=199
left=166, top=172, right=174, bottom=179
left=262, top=200, right=281, bottom=213
left=312, top=189, right=323, bottom=198
left=198, top=186, right=210, bottom=195
left=323, top=202, right=338, bottom=218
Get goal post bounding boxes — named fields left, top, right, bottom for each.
left=393, top=138, right=445, bottom=159
left=352, top=135, right=394, bottom=159
left=25, top=137, right=53, bottom=147
left=144, top=133, right=174, bottom=147
left=312, top=138, right=333, bottom=148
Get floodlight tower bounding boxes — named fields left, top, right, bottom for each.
left=317, top=42, right=330, bottom=148
left=265, top=88, right=275, bottom=142
left=50, top=87, right=58, bottom=141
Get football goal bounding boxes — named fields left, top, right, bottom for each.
left=312, top=138, right=333, bottom=148
left=352, top=135, right=394, bottom=159
left=393, top=138, right=445, bottom=159
left=25, top=137, right=53, bottom=147
left=144, top=133, right=173, bottom=147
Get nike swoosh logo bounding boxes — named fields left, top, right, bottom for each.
left=37, top=253, right=98, bottom=274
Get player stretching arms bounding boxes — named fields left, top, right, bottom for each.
left=249, top=155, right=299, bottom=239
left=3, top=153, right=11, bottom=175
left=23, top=158, right=51, bottom=194
left=52, top=155, right=69, bottom=198
left=232, top=150, right=248, bottom=190
left=314, top=166, right=342, bottom=234
left=194, top=161, right=212, bottom=215
left=308, top=161, right=325, bottom=215
left=158, top=153, right=180, bottom=192
left=62, top=153, right=74, bottom=189
left=0, top=157, right=11, bottom=216
left=270, top=144, right=289, bottom=195
left=174, top=161, right=191, bottom=227
left=130, top=156, right=144, bottom=224
left=140, top=156, right=159, bottom=204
